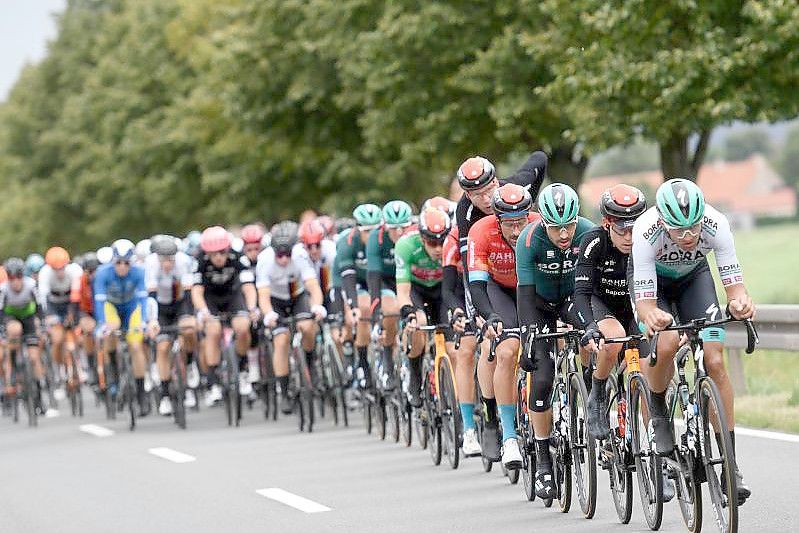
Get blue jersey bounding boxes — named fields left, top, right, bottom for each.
left=93, top=263, right=149, bottom=325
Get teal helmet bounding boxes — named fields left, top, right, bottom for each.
left=353, top=203, right=382, bottom=229
left=382, top=200, right=413, bottom=228
left=24, top=253, right=45, bottom=276
left=656, top=178, right=705, bottom=228
left=537, top=183, right=580, bottom=225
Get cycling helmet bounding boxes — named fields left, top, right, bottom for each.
left=45, top=246, right=71, bottom=269
left=231, top=237, right=244, bottom=253
left=271, top=221, right=299, bottom=253
left=241, top=224, right=265, bottom=245
left=112, top=239, right=136, bottom=261
left=538, top=183, right=580, bottom=226
left=457, top=156, right=497, bottom=191
left=422, top=196, right=455, bottom=218
left=151, top=234, right=178, bottom=256
left=418, top=207, right=451, bottom=243
left=600, top=184, right=647, bottom=222
left=352, top=203, right=382, bottom=229
left=24, top=253, right=45, bottom=276
left=299, top=220, right=325, bottom=246
left=200, top=226, right=231, bottom=253
left=97, top=246, right=113, bottom=264
left=316, top=215, right=335, bottom=237
left=135, top=239, right=151, bottom=260
left=382, top=200, right=413, bottom=228
left=83, top=252, right=100, bottom=272
left=656, top=178, right=705, bottom=228
left=491, top=184, right=532, bottom=218
left=4, top=257, right=25, bottom=277
left=334, top=217, right=357, bottom=234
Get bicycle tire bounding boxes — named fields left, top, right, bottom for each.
left=667, top=381, right=702, bottom=532
left=699, top=377, right=737, bottom=533
left=363, top=395, right=372, bottom=435
left=400, top=394, right=412, bottom=447
left=606, top=376, right=633, bottom=524
left=23, top=353, right=37, bottom=428
left=553, top=381, right=571, bottom=513
left=517, top=373, right=535, bottom=501
left=173, top=346, right=187, bottom=430
left=427, top=397, right=442, bottom=466
left=569, top=372, right=597, bottom=519
left=124, top=371, right=136, bottom=432
left=305, top=388, right=315, bottom=433
left=476, top=418, right=493, bottom=472
left=630, top=376, right=663, bottom=530
left=438, top=357, right=460, bottom=469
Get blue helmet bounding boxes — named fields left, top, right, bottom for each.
left=111, top=239, right=135, bottom=261
left=24, top=253, right=45, bottom=276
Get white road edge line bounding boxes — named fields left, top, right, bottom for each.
left=148, top=447, right=197, bottom=463
left=79, top=424, right=114, bottom=438
left=256, top=488, right=332, bottom=513
left=734, top=426, right=799, bottom=443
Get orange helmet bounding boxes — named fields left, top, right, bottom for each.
left=299, top=220, right=325, bottom=246
left=241, top=224, right=265, bottom=245
left=45, top=246, right=71, bottom=269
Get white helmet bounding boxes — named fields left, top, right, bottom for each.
left=231, top=236, right=244, bottom=253
left=97, top=246, right=114, bottom=264
left=135, top=239, right=151, bottom=261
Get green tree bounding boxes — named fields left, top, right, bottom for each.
left=586, top=139, right=660, bottom=178
left=780, top=124, right=799, bottom=192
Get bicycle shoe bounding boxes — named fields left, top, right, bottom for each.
left=535, top=461, right=556, bottom=499
left=649, top=416, right=675, bottom=456
left=502, top=438, right=523, bottom=470
left=721, top=467, right=752, bottom=506
left=587, top=379, right=611, bottom=439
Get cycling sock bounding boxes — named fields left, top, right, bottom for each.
left=460, top=403, right=476, bottom=431
left=357, top=346, right=369, bottom=370
left=498, top=404, right=517, bottom=440
left=206, top=365, right=218, bottom=387
left=135, top=378, right=145, bottom=395
left=186, top=351, right=194, bottom=365
left=160, top=380, right=170, bottom=398
left=482, top=396, right=498, bottom=423
left=238, top=355, right=248, bottom=373
left=535, top=437, right=551, bottom=466
left=278, top=375, right=289, bottom=397
left=305, top=350, right=315, bottom=366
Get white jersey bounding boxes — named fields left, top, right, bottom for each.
left=255, top=246, right=317, bottom=301
left=631, top=204, right=743, bottom=301
left=38, top=263, right=83, bottom=308
left=291, top=240, right=336, bottom=292
left=144, top=252, right=194, bottom=306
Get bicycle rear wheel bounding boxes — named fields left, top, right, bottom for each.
left=699, top=377, right=737, bottom=533
left=223, top=347, right=241, bottom=427
left=553, top=381, right=571, bottom=513
left=23, top=355, right=38, bottom=428
left=172, top=348, right=187, bottom=430
left=606, top=376, right=633, bottom=524
left=569, top=372, right=597, bottom=519
left=438, top=357, right=460, bottom=469
left=630, top=376, right=663, bottom=530
left=427, top=398, right=442, bottom=466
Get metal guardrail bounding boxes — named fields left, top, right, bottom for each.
left=724, top=304, right=799, bottom=394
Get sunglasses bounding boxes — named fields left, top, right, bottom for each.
left=244, top=244, right=262, bottom=253
left=609, top=221, right=633, bottom=236
left=275, top=250, right=292, bottom=259
left=305, top=243, right=321, bottom=251
left=209, top=250, right=228, bottom=257
left=422, top=238, right=445, bottom=248
left=543, top=220, right=577, bottom=233
left=8, top=273, right=24, bottom=280
left=662, top=220, right=701, bottom=240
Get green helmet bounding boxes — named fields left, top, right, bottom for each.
left=656, top=178, right=705, bottom=228
left=382, top=200, right=413, bottom=228
left=538, top=183, right=580, bottom=225
left=352, top=203, right=382, bottom=229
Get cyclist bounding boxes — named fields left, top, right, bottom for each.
left=38, top=247, right=83, bottom=398
left=467, top=183, right=541, bottom=468
left=337, top=204, right=382, bottom=386
left=77, top=252, right=100, bottom=385
left=515, top=183, right=595, bottom=498
left=240, top=223, right=267, bottom=388
left=297, top=219, right=337, bottom=310
left=94, top=239, right=154, bottom=416
left=134, top=239, right=151, bottom=266
left=396, top=207, right=450, bottom=395
left=574, top=185, right=648, bottom=439
left=317, top=215, right=335, bottom=239
left=629, top=178, right=755, bottom=503
left=258, top=221, right=327, bottom=414
left=422, top=196, right=456, bottom=219
left=241, top=224, right=266, bottom=268
left=0, top=258, right=46, bottom=412
left=24, top=253, right=45, bottom=282
left=145, top=235, right=198, bottom=415
left=367, top=201, right=414, bottom=382
left=329, top=220, right=357, bottom=382
left=191, top=226, right=258, bottom=408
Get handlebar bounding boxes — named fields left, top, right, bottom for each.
left=649, top=316, right=758, bottom=367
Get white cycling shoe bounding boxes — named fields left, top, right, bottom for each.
left=502, top=438, right=523, bottom=470
left=462, top=429, right=482, bottom=457
left=239, top=372, right=253, bottom=396
left=205, top=384, right=223, bottom=407
left=158, top=396, right=173, bottom=416
left=184, top=389, right=197, bottom=408
left=186, top=362, right=200, bottom=389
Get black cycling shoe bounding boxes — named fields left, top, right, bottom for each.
left=280, top=394, right=293, bottom=415
left=481, top=421, right=502, bottom=462
left=137, top=391, right=151, bottom=417
left=650, top=415, right=675, bottom=456
left=587, top=379, right=610, bottom=439
left=535, top=461, right=556, bottom=499
left=721, top=467, right=751, bottom=505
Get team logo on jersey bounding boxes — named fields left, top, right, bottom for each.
left=583, top=237, right=600, bottom=258
left=546, top=250, right=555, bottom=259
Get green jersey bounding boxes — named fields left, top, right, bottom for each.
left=335, top=228, right=368, bottom=284
left=394, top=232, right=442, bottom=288
left=366, top=226, right=397, bottom=280
left=516, top=217, right=595, bottom=303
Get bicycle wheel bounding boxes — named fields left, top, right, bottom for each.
left=569, top=372, right=597, bottom=519
left=606, top=376, right=633, bottom=524
left=630, top=376, right=663, bottom=530
left=427, top=395, right=442, bottom=466
left=553, top=380, right=571, bottom=513
left=223, top=347, right=241, bottom=427
left=666, top=380, right=702, bottom=532
left=124, top=371, right=136, bottom=432
left=517, top=374, right=535, bottom=501
left=23, top=355, right=38, bottom=428
left=388, top=397, right=400, bottom=443
left=438, top=357, right=460, bottom=469
left=376, top=394, right=387, bottom=440
left=172, top=349, right=187, bottom=430
left=400, top=392, right=412, bottom=447
left=363, top=393, right=373, bottom=435
left=475, top=415, right=493, bottom=472
left=699, top=377, right=737, bottom=533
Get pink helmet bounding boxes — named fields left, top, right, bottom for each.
left=200, top=226, right=231, bottom=253
left=241, top=224, right=265, bottom=245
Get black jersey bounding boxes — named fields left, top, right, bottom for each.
left=192, top=251, right=254, bottom=295
left=574, top=226, right=632, bottom=327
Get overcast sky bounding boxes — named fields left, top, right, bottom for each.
left=0, top=0, right=66, bottom=101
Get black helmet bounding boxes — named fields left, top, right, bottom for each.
left=4, top=257, right=25, bottom=277
left=491, top=183, right=532, bottom=218
left=334, top=217, right=357, bottom=234
left=457, top=156, right=497, bottom=191
left=271, top=221, right=299, bottom=253
left=151, top=234, right=179, bottom=256
left=600, top=184, right=647, bottom=221
left=83, top=252, right=100, bottom=272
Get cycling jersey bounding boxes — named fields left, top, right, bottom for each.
left=192, top=251, right=254, bottom=296
left=467, top=213, right=540, bottom=290
left=337, top=228, right=369, bottom=306
left=394, top=232, right=442, bottom=288
left=144, top=252, right=193, bottom=306
left=292, top=239, right=336, bottom=294
left=630, top=204, right=743, bottom=301
left=255, top=246, right=317, bottom=300
left=78, top=273, right=94, bottom=316
left=456, top=150, right=547, bottom=272
left=367, top=226, right=398, bottom=280
left=38, top=263, right=82, bottom=309
left=515, top=217, right=595, bottom=304
left=93, top=263, right=149, bottom=327
left=0, top=277, right=41, bottom=320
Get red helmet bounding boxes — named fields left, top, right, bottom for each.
left=422, top=196, right=455, bottom=217
left=316, top=215, right=334, bottom=237
left=45, top=246, right=71, bottom=269
left=457, top=156, right=496, bottom=191
left=299, top=220, right=326, bottom=246
left=241, top=224, right=265, bottom=245
left=418, top=207, right=451, bottom=243
left=200, top=226, right=231, bottom=253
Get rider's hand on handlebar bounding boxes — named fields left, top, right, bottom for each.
left=263, top=310, right=279, bottom=328
left=451, top=308, right=466, bottom=334
left=248, top=306, right=262, bottom=324
left=147, top=320, right=160, bottom=339
left=484, top=313, right=503, bottom=341
left=580, top=325, right=605, bottom=353
left=311, top=304, right=327, bottom=322
left=728, top=295, right=755, bottom=321
left=643, top=308, right=673, bottom=337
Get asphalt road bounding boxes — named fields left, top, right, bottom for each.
left=1, top=394, right=797, bottom=533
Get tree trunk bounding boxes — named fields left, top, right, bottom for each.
left=659, top=129, right=712, bottom=181
left=548, top=143, right=589, bottom=190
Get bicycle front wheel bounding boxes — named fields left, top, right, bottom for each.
left=23, top=355, right=38, bottom=428
left=569, top=372, right=597, bottom=519
left=438, top=357, right=460, bottom=470
left=630, top=376, right=663, bottom=530
left=606, top=376, right=633, bottom=524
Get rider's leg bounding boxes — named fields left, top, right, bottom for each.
left=380, top=293, right=399, bottom=367
left=50, top=322, right=65, bottom=366
left=495, top=336, right=521, bottom=443
left=355, top=293, right=371, bottom=375
left=449, top=335, right=477, bottom=431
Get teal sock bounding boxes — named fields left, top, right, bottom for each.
left=498, top=404, right=517, bottom=441
left=460, top=403, right=475, bottom=431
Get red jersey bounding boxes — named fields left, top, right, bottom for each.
left=467, top=213, right=540, bottom=289
left=442, top=226, right=462, bottom=273
left=78, top=272, right=94, bottom=315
